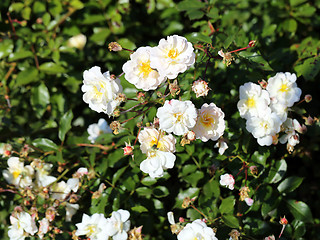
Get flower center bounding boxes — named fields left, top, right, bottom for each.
left=193, top=233, right=204, bottom=240
left=150, top=137, right=162, bottom=149
left=173, top=113, right=183, bottom=123
left=246, top=97, right=256, bottom=108
left=139, top=61, right=152, bottom=77
left=86, top=224, right=97, bottom=236
left=12, top=170, right=21, bottom=179
left=279, top=83, right=289, bottom=92
left=168, top=49, right=178, bottom=59
left=93, top=83, right=104, bottom=99
left=201, top=113, right=214, bottom=127
left=260, top=121, right=269, bottom=130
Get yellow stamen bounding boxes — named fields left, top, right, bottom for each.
left=173, top=113, right=183, bottom=123
left=139, top=61, right=152, bottom=77
left=12, top=170, right=21, bottom=179
left=246, top=97, right=256, bottom=108
left=279, top=83, right=289, bottom=92
left=201, top=113, right=214, bottom=127
left=168, top=49, right=178, bottom=59
left=86, top=225, right=97, bottom=236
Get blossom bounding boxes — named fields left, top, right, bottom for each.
left=122, top=46, right=166, bottom=91
left=105, top=209, right=131, bottom=240
left=82, top=66, right=123, bottom=116
left=192, top=79, right=210, bottom=98
left=140, top=149, right=176, bottom=178
left=38, top=218, right=49, bottom=239
left=66, top=203, right=79, bottom=222
left=76, top=167, right=89, bottom=177
left=87, top=118, right=112, bottom=143
left=177, top=219, right=218, bottom=240
left=220, top=174, right=235, bottom=190
left=192, top=103, right=225, bottom=142
left=67, top=177, right=80, bottom=192
left=237, top=82, right=270, bottom=119
left=138, top=127, right=176, bottom=153
left=266, top=72, right=302, bottom=107
left=269, top=101, right=288, bottom=123
left=32, top=160, right=56, bottom=187
left=246, top=111, right=282, bottom=146
left=3, top=157, right=34, bottom=188
left=8, top=212, right=38, bottom=240
left=157, top=99, right=197, bottom=136
left=67, top=34, right=87, bottom=49
left=244, top=198, right=254, bottom=206
left=279, top=118, right=300, bottom=147
left=50, top=181, right=71, bottom=200
left=150, top=35, right=195, bottom=79
left=214, top=138, right=228, bottom=155
left=75, top=213, right=109, bottom=240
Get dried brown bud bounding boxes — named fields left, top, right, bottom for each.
left=117, top=93, right=127, bottom=103
left=218, top=50, right=234, bottom=66
left=108, top=42, right=122, bottom=52
left=182, top=197, right=192, bottom=208
left=229, top=229, right=241, bottom=240
left=249, top=166, right=258, bottom=175
left=180, top=137, right=190, bottom=147
left=110, top=121, right=121, bottom=135
left=46, top=207, right=56, bottom=222
left=239, top=186, right=250, bottom=201
left=169, top=80, right=180, bottom=96
left=128, top=226, right=143, bottom=240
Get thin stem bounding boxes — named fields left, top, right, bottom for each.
left=7, top=12, right=17, bottom=39
left=31, top=45, right=40, bottom=69
left=76, top=143, right=113, bottom=151
left=190, top=204, right=209, bottom=220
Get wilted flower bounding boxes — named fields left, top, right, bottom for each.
left=38, top=218, right=50, bottom=239
left=110, top=121, right=121, bottom=135
left=220, top=174, right=235, bottom=190
left=192, top=79, right=210, bottom=98
left=75, top=167, right=89, bottom=178
left=123, top=46, right=166, bottom=91
left=82, top=66, right=123, bottom=116
left=150, top=35, right=195, bottom=79
left=31, top=160, right=57, bottom=187
left=128, top=226, right=143, bottom=240
left=157, top=99, right=197, bottom=136
left=192, top=103, right=225, bottom=142
left=177, top=219, right=218, bottom=240
left=229, top=229, right=240, bottom=240
left=264, top=235, right=275, bottom=240
left=140, top=149, right=176, bottom=178
left=218, top=49, right=234, bottom=66
left=75, top=213, right=109, bottom=240
left=87, top=118, right=112, bottom=143
left=239, top=186, right=250, bottom=201
left=67, top=34, right=87, bottom=50
left=105, top=209, right=131, bottom=240
left=108, top=42, right=122, bottom=52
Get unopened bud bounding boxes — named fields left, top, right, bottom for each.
left=304, top=94, right=312, bottom=103
left=258, top=79, right=268, bottom=89
left=108, top=42, right=122, bottom=52
left=123, top=142, right=134, bottom=156
left=192, top=79, right=210, bottom=98
left=279, top=216, right=288, bottom=225
left=187, top=131, right=196, bottom=141
left=113, top=109, right=121, bottom=117
left=248, top=40, right=257, bottom=48
left=179, top=217, right=185, bottom=223
left=137, top=92, right=145, bottom=101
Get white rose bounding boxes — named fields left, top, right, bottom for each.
left=51, top=181, right=71, bottom=200
left=138, top=127, right=176, bottom=153
left=192, top=79, right=210, bottom=98
left=122, top=46, right=166, bottom=91
left=87, top=118, right=112, bottom=143
left=157, top=99, right=197, bottom=136
left=8, top=212, right=38, bottom=240
left=150, top=35, right=195, bottom=79
left=82, top=66, right=123, bottom=116
left=105, top=209, right=131, bottom=240
left=67, top=34, right=87, bottom=50
left=219, top=173, right=235, bottom=190
left=140, top=150, right=176, bottom=178
left=75, top=213, right=109, bottom=240
left=266, top=72, right=301, bottom=107
left=177, top=219, right=218, bottom=240
left=192, top=103, right=225, bottom=142
left=237, top=82, right=270, bottom=119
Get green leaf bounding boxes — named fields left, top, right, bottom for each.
left=290, top=0, right=307, bottom=7
left=141, top=177, right=157, bottom=186
left=287, top=200, right=313, bottom=223
left=267, top=159, right=287, bottom=184
left=203, top=180, right=220, bottom=199
left=15, top=67, right=39, bottom=86
left=153, top=186, right=169, bottom=198
left=177, top=0, right=206, bottom=11
left=187, top=10, right=204, bottom=20
left=294, top=56, right=320, bottom=81
left=112, top=166, right=128, bottom=185
left=131, top=205, right=148, bottom=213
left=222, top=214, right=239, bottom=228
left=39, top=62, right=66, bottom=74
left=282, top=19, right=297, bottom=33
left=0, top=39, right=14, bottom=59
left=293, top=4, right=316, bottom=17
left=58, top=110, right=73, bottom=142
left=30, top=83, right=50, bottom=118
left=90, top=28, right=111, bottom=46
left=219, top=196, right=235, bottom=214
left=174, top=188, right=200, bottom=208
left=22, top=7, right=31, bottom=20
left=251, top=150, right=270, bottom=166
left=136, top=187, right=152, bottom=197
left=32, top=138, right=59, bottom=151
left=8, top=49, right=33, bottom=62
left=239, top=51, right=273, bottom=71
left=277, top=177, right=303, bottom=194
left=188, top=32, right=212, bottom=44
left=293, top=220, right=306, bottom=238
